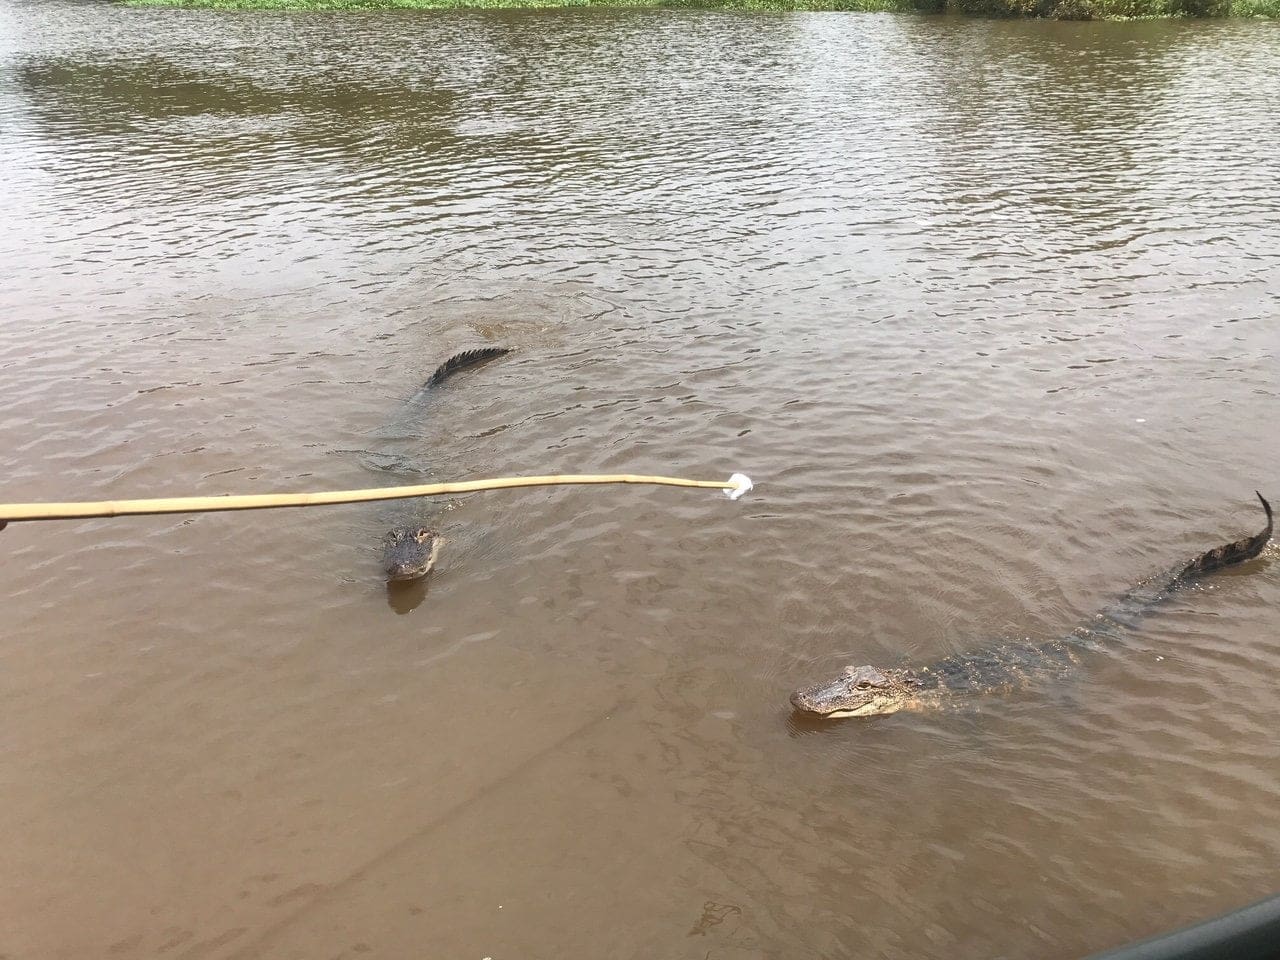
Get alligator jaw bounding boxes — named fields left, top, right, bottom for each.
left=789, top=665, right=922, bottom=719
left=797, top=698, right=908, bottom=720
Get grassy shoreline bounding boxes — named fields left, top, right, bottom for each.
left=121, top=0, right=1279, bottom=15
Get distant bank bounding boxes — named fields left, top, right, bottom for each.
left=121, top=0, right=1278, bottom=20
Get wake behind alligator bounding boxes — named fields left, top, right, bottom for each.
left=377, top=346, right=511, bottom=582
left=791, top=494, right=1273, bottom=719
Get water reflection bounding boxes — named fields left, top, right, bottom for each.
left=387, top=574, right=433, bottom=614
left=1, top=4, right=1279, bottom=959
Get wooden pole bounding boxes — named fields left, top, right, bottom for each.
left=0, top=473, right=746, bottom=528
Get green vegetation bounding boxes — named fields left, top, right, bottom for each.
left=1227, top=0, right=1280, bottom=13
left=119, top=0, right=920, bottom=9
left=121, top=0, right=1279, bottom=17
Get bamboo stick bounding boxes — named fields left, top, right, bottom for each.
left=0, top=473, right=752, bottom=528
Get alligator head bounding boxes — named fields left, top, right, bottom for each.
left=789, top=665, right=925, bottom=719
left=382, top=527, right=441, bottom=583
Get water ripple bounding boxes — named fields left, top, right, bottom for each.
left=2, top=4, right=1280, bottom=959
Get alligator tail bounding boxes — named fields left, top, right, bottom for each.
left=1176, top=492, right=1272, bottom=581
left=422, top=347, right=513, bottom=390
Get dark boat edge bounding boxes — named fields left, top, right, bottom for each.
left=1084, top=892, right=1280, bottom=960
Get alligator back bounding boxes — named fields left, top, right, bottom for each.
left=790, top=492, right=1273, bottom=719
left=376, top=346, right=514, bottom=583
left=357, top=346, right=514, bottom=474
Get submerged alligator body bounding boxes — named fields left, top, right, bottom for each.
left=791, top=494, right=1273, bottom=719
left=379, top=346, right=511, bottom=583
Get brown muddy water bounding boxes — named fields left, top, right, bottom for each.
left=2, top=2, right=1280, bottom=957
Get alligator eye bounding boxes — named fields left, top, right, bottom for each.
left=855, top=680, right=872, bottom=689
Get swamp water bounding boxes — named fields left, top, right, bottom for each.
left=1, top=2, right=1279, bottom=956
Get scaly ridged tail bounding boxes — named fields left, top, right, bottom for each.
left=422, top=347, right=513, bottom=390
left=1176, top=491, right=1272, bottom=581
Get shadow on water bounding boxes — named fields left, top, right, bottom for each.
left=897, top=17, right=1200, bottom=129
left=9, top=54, right=462, bottom=203
left=888, top=18, right=1205, bottom=250
left=386, top=574, right=432, bottom=615
left=784, top=708, right=856, bottom=738
left=12, top=57, right=460, bottom=132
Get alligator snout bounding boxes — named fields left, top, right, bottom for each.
left=382, top=527, right=441, bottom=583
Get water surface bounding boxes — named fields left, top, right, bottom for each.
left=2, top=3, right=1279, bottom=957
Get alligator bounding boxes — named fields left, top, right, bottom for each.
left=378, top=346, right=512, bottom=583
left=790, top=493, right=1273, bottom=719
